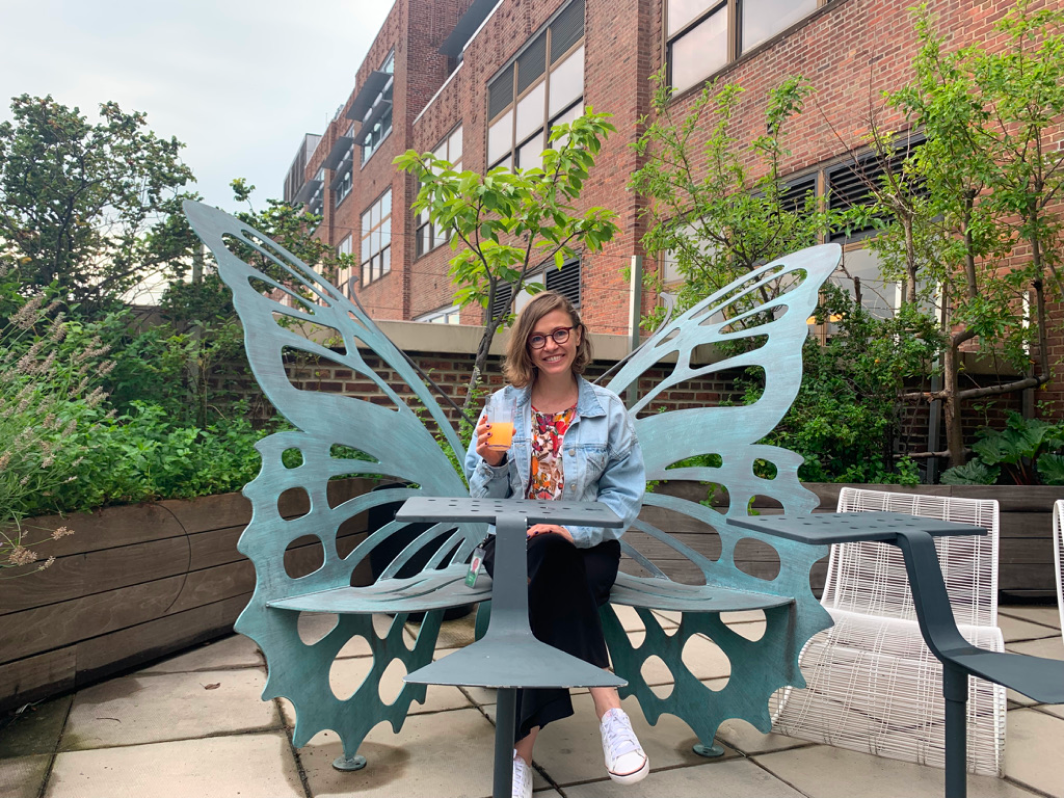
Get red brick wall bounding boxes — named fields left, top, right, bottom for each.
left=294, top=0, right=1064, bottom=420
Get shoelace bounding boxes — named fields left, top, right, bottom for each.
left=603, top=712, right=641, bottom=758
left=512, top=756, right=531, bottom=797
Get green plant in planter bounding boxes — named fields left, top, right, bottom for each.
left=940, top=412, right=1064, bottom=485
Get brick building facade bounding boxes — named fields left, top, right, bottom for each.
left=280, top=0, right=1063, bottom=416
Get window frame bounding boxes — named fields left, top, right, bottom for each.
left=664, top=0, right=831, bottom=95
left=360, top=51, right=396, bottom=167
left=485, top=0, right=586, bottom=171
left=359, top=188, right=393, bottom=288
left=415, top=125, right=464, bottom=258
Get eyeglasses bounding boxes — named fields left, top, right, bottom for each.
left=528, top=326, right=576, bottom=350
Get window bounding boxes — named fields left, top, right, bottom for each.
left=416, top=126, right=464, bottom=257
left=416, top=305, right=461, bottom=324
left=667, top=0, right=822, bottom=94
left=360, top=189, right=392, bottom=287
left=486, top=0, right=585, bottom=171
left=826, top=139, right=927, bottom=242
left=334, top=125, right=355, bottom=206
left=308, top=167, right=325, bottom=218
left=499, top=259, right=582, bottom=319
left=337, top=235, right=353, bottom=296
left=361, top=52, right=395, bottom=165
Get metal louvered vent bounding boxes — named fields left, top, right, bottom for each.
left=489, top=65, right=515, bottom=119
left=827, top=139, right=927, bottom=241
left=780, top=174, right=817, bottom=215
left=550, top=0, right=585, bottom=62
left=546, top=259, right=581, bottom=307
left=490, top=283, right=514, bottom=321
left=517, top=33, right=547, bottom=93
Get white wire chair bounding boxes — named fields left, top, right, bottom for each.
left=1054, top=500, right=1064, bottom=641
left=771, top=487, right=1006, bottom=776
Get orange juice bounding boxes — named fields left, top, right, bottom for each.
left=486, top=421, right=514, bottom=451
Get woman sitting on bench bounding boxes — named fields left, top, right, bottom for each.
left=465, top=291, right=648, bottom=798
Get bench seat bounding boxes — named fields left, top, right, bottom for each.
left=268, top=564, right=492, bottom=614
left=609, top=572, right=793, bottom=612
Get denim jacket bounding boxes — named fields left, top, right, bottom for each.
left=464, top=376, right=645, bottom=548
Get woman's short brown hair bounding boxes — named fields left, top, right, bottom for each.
left=503, top=291, right=592, bottom=388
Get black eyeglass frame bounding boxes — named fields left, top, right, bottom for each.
left=527, top=325, right=578, bottom=350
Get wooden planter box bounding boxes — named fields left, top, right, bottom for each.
left=649, top=481, right=1060, bottom=600
left=0, top=479, right=374, bottom=715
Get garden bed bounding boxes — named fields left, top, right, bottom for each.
left=0, top=478, right=374, bottom=714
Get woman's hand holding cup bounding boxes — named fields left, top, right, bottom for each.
left=476, top=397, right=514, bottom=467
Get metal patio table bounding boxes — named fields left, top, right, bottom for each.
left=731, top=511, right=1064, bottom=798
left=397, top=496, right=627, bottom=798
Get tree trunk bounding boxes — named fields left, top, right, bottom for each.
left=943, top=342, right=965, bottom=469
left=464, top=322, right=498, bottom=414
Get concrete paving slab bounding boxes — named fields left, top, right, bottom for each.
left=998, top=606, right=1061, bottom=631
left=485, top=693, right=734, bottom=788
left=564, top=757, right=806, bottom=798
left=1007, top=690, right=1038, bottom=707
left=297, top=707, right=499, bottom=798
left=714, top=717, right=811, bottom=755
left=0, top=754, right=50, bottom=798
left=408, top=610, right=479, bottom=651
left=60, top=668, right=277, bottom=749
left=754, top=743, right=1039, bottom=798
left=637, top=634, right=731, bottom=683
left=141, top=633, right=263, bottom=673
left=1036, top=703, right=1064, bottom=720
left=997, top=615, right=1061, bottom=644
left=276, top=657, right=471, bottom=729
left=295, top=612, right=400, bottom=659
left=1004, top=708, right=1064, bottom=798
left=0, top=695, right=71, bottom=758
left=44, top=731, right=303, bottom=798
left=1007, top=637, right=1064, bottom=661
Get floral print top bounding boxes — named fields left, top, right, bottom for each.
left=526, top=405, right=578, bottom=501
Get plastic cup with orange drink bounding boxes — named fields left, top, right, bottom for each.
left=486, top=396, right=515, bottom=451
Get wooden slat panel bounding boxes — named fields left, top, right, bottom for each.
left=0, top=577, right=184, bottom=665
left=166, top=561, right=257, bottom=615
left=74, top=594, right=250, bottom=688
left=1000, top=512, right=1056, bottom=539
left=999, top=535, right=1055, bottom=564
left=0, top=648, right=77, bottom=711
left=999, top=562, right=1057, bottom=593
left=13, top=503, right=185, bottom=558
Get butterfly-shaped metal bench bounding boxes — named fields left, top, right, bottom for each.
left=184, top=200, right=839, bottom=770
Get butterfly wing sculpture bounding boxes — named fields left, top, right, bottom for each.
left=183, top=201, right=489, bottom=768
left=600, top=245, right=840, bottom=753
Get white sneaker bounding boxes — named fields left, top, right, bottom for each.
left=511, top=750, right=533, bottom=798
left=599, top=708, right=649, bottom=784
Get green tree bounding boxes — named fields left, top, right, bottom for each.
left=851, top=0, right=1064, bottom=468
left=395, top=112, right=620, bottom=410
left=0, top=95, right=198, bottom=313
left=629, top=72, right=831, bottom=324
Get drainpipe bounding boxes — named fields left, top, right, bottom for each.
left=626, top=256, right=643, bottom=409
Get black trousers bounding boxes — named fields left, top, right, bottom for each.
left=482, top=532, right=621, bottom=742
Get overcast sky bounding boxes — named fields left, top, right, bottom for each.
left=0, top=0, right=394, bottom=213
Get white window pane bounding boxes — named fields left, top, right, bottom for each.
left=361, top=235, right=371, bottom=261
left=668, top=0, right=718, bottom=36
left=370, top=201, right=379, bottom=229
left=550, top=102, right=583, bottom=147
left=515, top=82, right=546, bottom=143
left=742, top=0, right=818, bottom=52
left=548, top=45, right=584, bottom=118
left=670, top=9, right=727, bottom=93
left=381, top=247, right=391, bottom=274
left=381, top=217, right=391, bottom=244
left=449, top=126, right=463, bottom=162
left=517, top=134, right=543, bottom=171
left=380, top=189, right=392, bottom=220
left=487, top=109, right=513, bottom=164
left=434, top=143, right=447, bottom=161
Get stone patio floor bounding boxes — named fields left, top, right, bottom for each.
left=2, top=604, right=1061, bottom=798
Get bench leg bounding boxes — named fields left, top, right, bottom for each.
left=692, top=742, right=725, bottom=758
left=943, top=665, right=968, bottom=798
left=332, top=753, right=367, bottom=771
left=493, top=687, right=518, bottom=798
